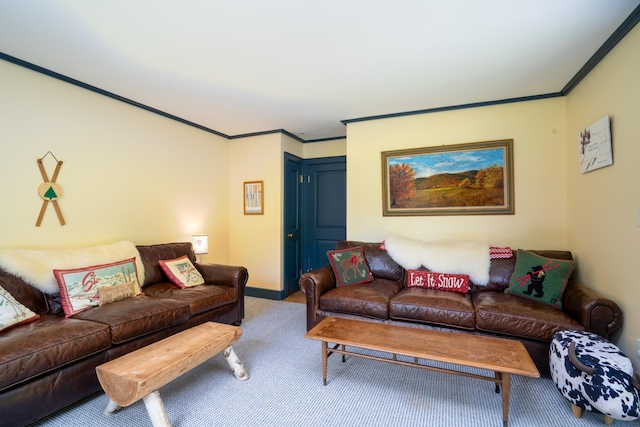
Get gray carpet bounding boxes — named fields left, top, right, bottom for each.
left=32, top=297, right=638, bottom=427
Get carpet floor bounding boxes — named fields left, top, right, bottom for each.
left=31, top=297, right=638, bottom=427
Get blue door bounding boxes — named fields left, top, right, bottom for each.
left=283, top=153, right=303, bottom=297
left=283, top=154, right=346, bottom=297
left=303, top=156, right=347, bottom=272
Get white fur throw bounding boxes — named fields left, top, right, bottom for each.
left=0, top=241, right=145, bottom=294
left=384, top=235, right=490, bottom=286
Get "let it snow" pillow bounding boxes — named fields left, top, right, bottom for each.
left=406, top=270, right=470, bottom=293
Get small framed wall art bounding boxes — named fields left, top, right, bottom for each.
left=243, top=181, right=264, bottom=215
left=579, top=115, right=612, bottom=173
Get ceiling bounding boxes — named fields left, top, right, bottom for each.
left=1, top=1, right=639, bottom=142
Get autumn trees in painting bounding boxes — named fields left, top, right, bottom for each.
left=389, top=163, right=504, bottom=208
left=388, top=163, right=416, bottom=207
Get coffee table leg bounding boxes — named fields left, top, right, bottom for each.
left=143, top=390, right=171, bottom=427
left=494, top=372, right=501, bottom=393
left=223, top=346, right=249, bottom=380
left=501, top=373, right=511, bottom=427
left=322, top=341, right=328, bottom=386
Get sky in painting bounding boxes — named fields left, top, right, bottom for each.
left=388, top=148, right=504, bottom=178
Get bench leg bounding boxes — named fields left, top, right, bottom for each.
left=143, top=390, right=172, bottom=427
left=104, top=398, right=120, bottom=415
left=223, top=346, right=249, bottom=380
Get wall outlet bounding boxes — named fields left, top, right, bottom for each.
left=637, top=339, right=640, bottom=359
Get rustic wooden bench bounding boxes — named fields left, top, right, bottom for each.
left=96, top=322, right=248, bottom=427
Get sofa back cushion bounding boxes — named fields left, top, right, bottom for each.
left=476, top=249, right=574, bottom=292
left=336, top=241, right=404, bottom=283
left=0, top=269, right=48, bottom=314
left=136, top=242, right=196, bottom=288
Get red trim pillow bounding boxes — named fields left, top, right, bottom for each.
left=53, top=257, right=142, bottom=317
left=0, top=285, right=40, bottom=332
left=327, top=247, right=374, bottom=287
left=158, top=255, right=205, bottom=288
left=406, top=270, right=470, bottom=293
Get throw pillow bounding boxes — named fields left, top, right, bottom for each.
left=507, top=249, right=575, bottom=309
left=158, top=255, right=205, bottom=288
left=53, top=257, right=142, bottom=317
left=0, top=285, right=40, bottom=332
left=406, top=270, right=470, bottom=293
left=327, top=247, right=374, bottom=287
left=98, top=281, right=136, bottom=306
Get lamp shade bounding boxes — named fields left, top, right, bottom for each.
left=192, top=234, right=209, bottom=254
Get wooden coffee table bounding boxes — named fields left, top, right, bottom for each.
left=305, top=317, right=539, bottom=427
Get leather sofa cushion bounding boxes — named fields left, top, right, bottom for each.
left=0, top=315, right=111, bottom=391
left=72, top=295, right=189, bottom=344
left=336, top=241, right=404, bottom=283
left=319, top=278, right=403, bottom=319
left=137, top=242, right=196, bottom=288
left=473, top=291, right=584, bottom=341
left=389, top=288, right=476, bottom=330
left=143, top=282, right=238, bottom=317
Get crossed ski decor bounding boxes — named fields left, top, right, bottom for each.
left=36, top=152, right=65, bottom=226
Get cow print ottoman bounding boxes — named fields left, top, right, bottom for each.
left=550, top=330, right=639, bottom=425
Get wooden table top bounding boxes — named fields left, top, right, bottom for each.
left=305, top=317, right=540, bottom=378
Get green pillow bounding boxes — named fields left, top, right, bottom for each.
left=507, top=250, right=575, bottom=309
left=327, top=247, right=374, bottom=287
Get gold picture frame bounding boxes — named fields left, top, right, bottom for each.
left=243, top=181, right=264, bottom=215
left=381, top=139, right=514, bottom=216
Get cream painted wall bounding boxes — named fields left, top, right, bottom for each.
left=0, top=60, right=230, bottom=263
left=303, top=138, right=346, bottom=158
left=345, top=98, right=568, bottom=249
left=566, top=24, right=640, bottom=369
left=228, top=133, right=288, bottom=292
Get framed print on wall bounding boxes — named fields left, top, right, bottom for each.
left=579, top=115, right=612, bottom=173
left=381, top=139, right=514, bottom=216
left=244, top=181, right=264, bottom=215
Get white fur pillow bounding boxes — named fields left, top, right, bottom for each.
left=384, top=235, right=490, bottom=286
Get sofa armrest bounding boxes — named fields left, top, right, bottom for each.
left=562, top=280, right=623, bottom=339
left=196, top=263, right=249, bottom=320
left=299, top=265, right=336, bottom=331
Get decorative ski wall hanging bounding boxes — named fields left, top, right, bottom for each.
left=36, top=151, right=65, bottom=226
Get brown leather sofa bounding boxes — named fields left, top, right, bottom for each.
left=300, top=240, right=622, bottom=375
left=0, top=242, right=248, bottom=427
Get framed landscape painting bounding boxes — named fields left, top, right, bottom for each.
left=381, top=139, right=514, bottom=216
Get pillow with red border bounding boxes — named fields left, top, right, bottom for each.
left=0, top=284, right=40, bottom=332
left=406, top=270, right=470, bottom=293
left=327, top=247, right=374, bottom=287
left=158, top=255, right=205, bottom=289
left=53, top=257, right=142, bottom=317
